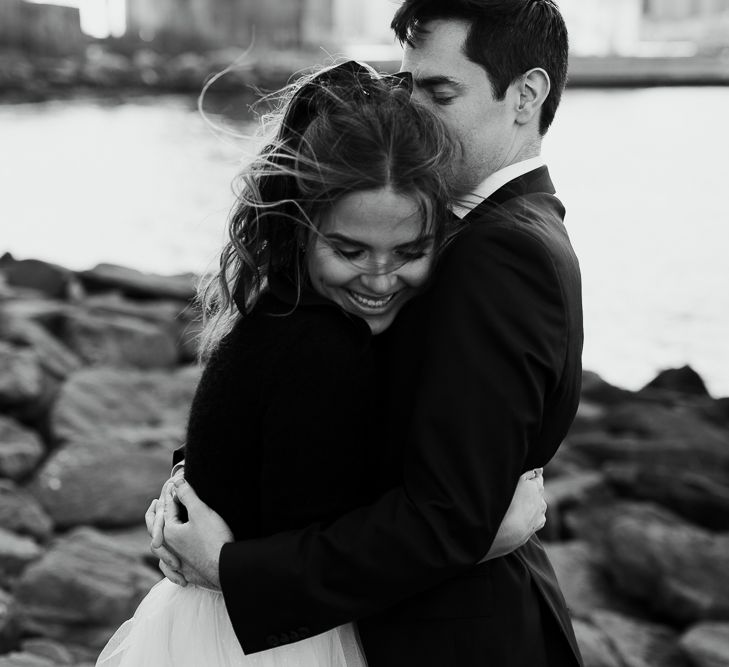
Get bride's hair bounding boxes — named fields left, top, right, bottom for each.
left=197, top=60, right=455, bottom=360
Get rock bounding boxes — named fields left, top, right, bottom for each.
left=12, top=527, right=159, bottom=646
left=680, top=622, right=729, bottom=667
left=0, top=417, right=45, bottom=481
left=163, top=52, right=209, bottom=88
left=544, top=541, right=639, bottom=618
left=83, top=293, right=201, bottom=363
left=19, top=637, right=98, bottom=665
left=0, top=313, right=81, bottom=381
left=81, top=48, right=134, bottom=87
left=581, top=370, right=634, bottom=405
left=0, top=587, right=19, bottom=654
left=587, top=610, right=690, bottom=667
left=601, top=402, right=727, bottom=447
left=0, top=343, right=44, bottom=409
left=0, top=481, right=53, bottom=541
left=569, top=399, right=609, bottom=435
left=78, top=264, right=197, bottom=301
left=59, top=309, right=179, bottom=369
left=30, top=439, right=171, bottom=528
left=644, top=365, right=710, bottom=397
left=0, top=652, right=55, bottom=666
left=568, top=431, right=729, bottom=475
left=573, top=618, right=623, bottom=667
left=101, top=525, right=158, bottom=569
left=543, top=471, right=612, bottom=540
left=16, top=639, right=73, bottom=665
left=0, top=258, right=79, bottom=301
left=0, top=528, right=41, bottom=584
left=600, top=503, right=729, bottom=624
left=605, top=463, right=729, bottom=530
left=50, top=365, right=200, bottom=447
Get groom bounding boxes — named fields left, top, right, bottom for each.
left=153, top=1, right=584, bottom=664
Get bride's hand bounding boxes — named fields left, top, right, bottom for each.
left=479, top=468, right=546, bottom=562
left=145, top=472, right=187, bottom=587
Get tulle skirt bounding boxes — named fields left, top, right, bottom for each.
left=96, top=579, right=367, bottom=667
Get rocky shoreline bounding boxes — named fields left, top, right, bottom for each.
left=0, top=253, right=728, bottom=666
left=0, top=47, right=316, bottom=106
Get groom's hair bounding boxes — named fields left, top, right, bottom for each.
left=392, top=0, right=568, bottom=134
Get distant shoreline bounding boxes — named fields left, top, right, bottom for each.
left=1, top=50, right=727, bottom=107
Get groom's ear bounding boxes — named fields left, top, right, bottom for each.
left=514, top=68, right=551, bottom=127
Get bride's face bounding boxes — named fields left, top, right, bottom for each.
left=307, top=186, right=435, bottom=335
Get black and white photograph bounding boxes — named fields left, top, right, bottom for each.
left=1, top=1, right=728, bottom=665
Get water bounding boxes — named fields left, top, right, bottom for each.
left=2, top=88, right=728, bottom=396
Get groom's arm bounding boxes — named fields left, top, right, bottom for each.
left=221, top=221, right=571, bottom=653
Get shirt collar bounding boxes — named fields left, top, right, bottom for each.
left=451, top=156, right=546, bottom=219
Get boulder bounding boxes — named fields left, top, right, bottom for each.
left=581, top=370, right=634, bottom=405
left=680, top=622, right=729, bottom=667
left=101, top=525, right=158, bottom=569
left=543, top=471, right=612, bottom=540
left=573, top=618, right=623, bottom=667
left=605, top=463, right=729, bottom=530
left=82, top=293, right=201, bottom=363
left=598, top=503, right=729, bottom=624
left=0, top=528, right=41, bottom=585
left=0, top=343, right=44, bottom=409
left=0, top=482, right=53, bottom=541
left=30, top=439, right=171, bottom=528
left=50, top=365, right=200, bottom=447
left=12, top=527, right=159, bottom=646
left=0, top=652, right=55, bottom=666
left=644, top=365, right=710, bottom=397
left=0, top=588, right=19, bottom=654
left=587, top=610, right=690, bottom=667
left=78, top=264, right=197, bottom=301
left=567, top=431, right=729, bottom=475
left=0, top=258, right=79, bottom=301
left=0, top=314, right=81, bottom=381
left=601, top=403, right=728, bottom=447
left=544, top=541, right=639, bottom=618
left=569, top=399, right=608, bottom=435
left=59, top=309, right=179, bottom=369
left=19, top=637, right=98, bottom=665
left=0, top=417, right=45, bottom=481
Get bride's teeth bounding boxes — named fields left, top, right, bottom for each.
left=349, top=291, right=394, bottom=309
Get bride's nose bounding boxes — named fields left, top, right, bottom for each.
left=359, top=270, right=397, bottom=295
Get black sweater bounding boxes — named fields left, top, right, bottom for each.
left=183, top=290, right=382, bottom=540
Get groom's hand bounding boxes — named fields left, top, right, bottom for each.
left=162, top=478, right=234, bottom=590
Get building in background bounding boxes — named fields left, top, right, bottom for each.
left=0, top=0, right=87, bottom=55
left=125, top=0, right=335, bottom=50
left=2, top=0, right=728, bottom=58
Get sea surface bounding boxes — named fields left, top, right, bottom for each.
left=2, top=87, right=728, bottom=396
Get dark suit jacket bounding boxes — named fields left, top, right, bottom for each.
left=218, top=166, right=584, bottom=666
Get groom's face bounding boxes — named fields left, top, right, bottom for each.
left=401, top=19, right=520, bottom=194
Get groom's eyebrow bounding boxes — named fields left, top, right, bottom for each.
left=416, top=75, right=462, bottom=88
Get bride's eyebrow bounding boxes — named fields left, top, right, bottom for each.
left=322, top=233, right=369, bottom=247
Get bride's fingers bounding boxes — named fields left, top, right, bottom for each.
left=145, top=499, right=157, bottom=536
left=159, top=558, right=187, bottom=587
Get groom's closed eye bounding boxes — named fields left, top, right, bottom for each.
left=416, top=76, right=462, bottom=106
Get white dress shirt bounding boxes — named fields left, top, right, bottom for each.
left=452, top=156, right=546, bottom=219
